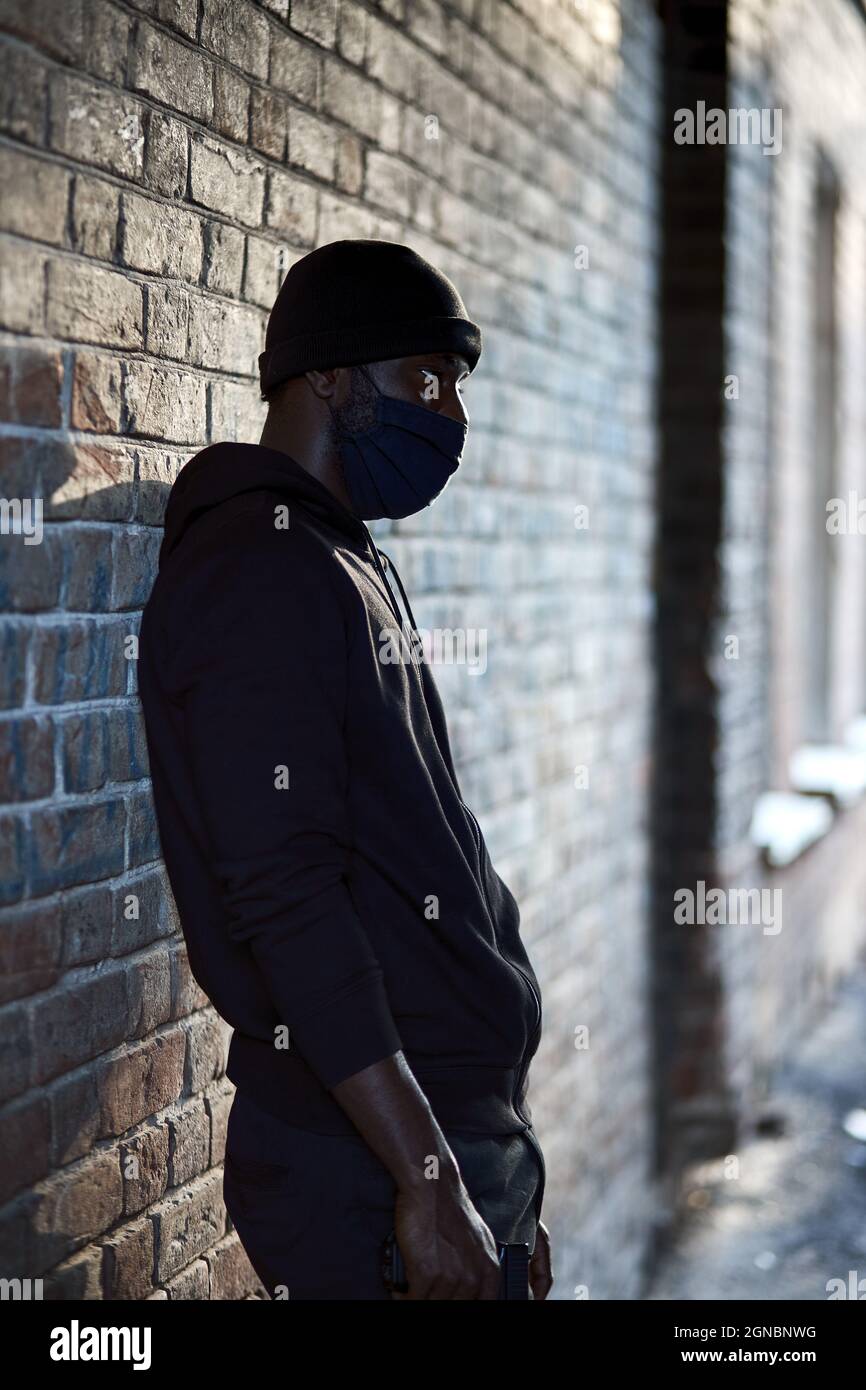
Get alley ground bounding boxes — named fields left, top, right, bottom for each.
left=646, top=965, right=866, bottom=1301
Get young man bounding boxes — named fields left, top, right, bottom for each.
left=138, top=239, right=551, bottom=1301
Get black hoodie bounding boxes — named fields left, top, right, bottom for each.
left=138, top=442, right=543, bottom=1144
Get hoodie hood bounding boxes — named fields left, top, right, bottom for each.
left=159, top=442, right=368, bottom=569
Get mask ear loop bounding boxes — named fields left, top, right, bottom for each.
left=325, top=362, right=382, bottom=442
left=322, top=366, right=374, bottom=512
left=356, top=361, right=382, bottom=395
left=320, top=369, right=401, bottom=626
left=350, top=367, right=424, bottom=659
left=327, top=363, right=401, bottom=523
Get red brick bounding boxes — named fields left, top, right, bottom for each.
left=0, top=344, right=63, bottom=427
left=97, top=1031, right=186, bottom=1137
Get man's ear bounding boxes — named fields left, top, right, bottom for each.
left=304, top=366, right=343, bottom=402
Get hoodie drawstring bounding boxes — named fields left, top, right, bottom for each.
left=378, top=549, right=420, bottom=633
left=362, top=531, right=424, bottom=663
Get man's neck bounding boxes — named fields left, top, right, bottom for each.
left=258, top=414, right=355, bottom=515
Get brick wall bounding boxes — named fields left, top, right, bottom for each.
left=652, top=0, right=866, bottom=1195
left=717, top=0, right=866, bottom=1120
left=1, top=0, right=865, bottom=1303
left=0, top=0, right=663, bottom=1300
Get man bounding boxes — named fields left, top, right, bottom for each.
left=138, top=239, right=551, bottom=1301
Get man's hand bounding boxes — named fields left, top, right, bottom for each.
left=529, top=1221, right=553, bottom=1300
left=331, top=1054, right=545, bottom=1300
left=389, top=1176, right=502, bottom=1300
left=331, top=1054, right=502, bottom=1299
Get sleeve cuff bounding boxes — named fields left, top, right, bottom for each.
left=286, top=972, right=404, bottom=1090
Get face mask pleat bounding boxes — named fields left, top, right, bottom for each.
left=334, top=372, right=467, bottom=521
left=340, top=437, right=392, bottom=518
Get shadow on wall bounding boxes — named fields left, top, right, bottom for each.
left=0, top=438, right=237, bottom=1298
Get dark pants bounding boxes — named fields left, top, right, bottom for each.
left=223, top=1088, right=547, bottom=1301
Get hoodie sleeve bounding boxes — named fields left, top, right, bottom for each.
left=179, top=521, right=403, bottom=1090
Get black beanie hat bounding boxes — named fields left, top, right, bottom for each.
left=258, top=239, right=482, bottom=398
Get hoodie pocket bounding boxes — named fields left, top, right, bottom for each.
left=461, top=802, right=542, bottom=1034
left=225, top=1152, right=298, bottom=1193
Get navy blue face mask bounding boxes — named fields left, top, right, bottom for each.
left=328, top=364, right=468, bottom=520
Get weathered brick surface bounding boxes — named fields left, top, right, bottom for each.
left=0, top=42, right=49, bottom=146
left=59, top=532, right=113, bottom=612
left=207, top=1231, right=266, bottom=1299
left=0, top=1091, right=50, bottom=1202
left=71, top=175, right=120, bottom=260
left=46, top=258, right=144, bottom=349
left=164, top=1254, right=210, bottom=1298
left=0, top=239, right=48, bottom=333
left=95, top=1030, right=186, bottom=1139
left=0, top=0, right=864, bottom=1305
left=50, top=72, right=146, bottom=181
left=43, top=1244, right=104, bottom=1299
left=0, top=146, right=69, bottom=243
left=101, top=1216, right=154, bottom=1299
left=0, top=343, right=64, bottom=426
left=189, top=133, right=267, bottom=224
left=152, top=1170, right=226, bottom=1283
left=122, top=360, right=208, bottom=443
left=0, top=715, right=54, bottom=801
left=167, top=1096, right=210, bottom=1187
left=169, top=943, right=211, bottom=1019
left=0, top=901, right=62, bottom=1004
left=12, top=1146, right=126, bottom=1275
left=112, top=870, right=178, bottom=957
left=120, top=192, right=204, bottom=283
left=200, top=0, right=271, bottom=78
left=129, top=22, right=214, bottom=123
left=119, top=1119, right=170, bottom=1215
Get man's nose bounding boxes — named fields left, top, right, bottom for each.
left=436, top=390, right=468, bottom=429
